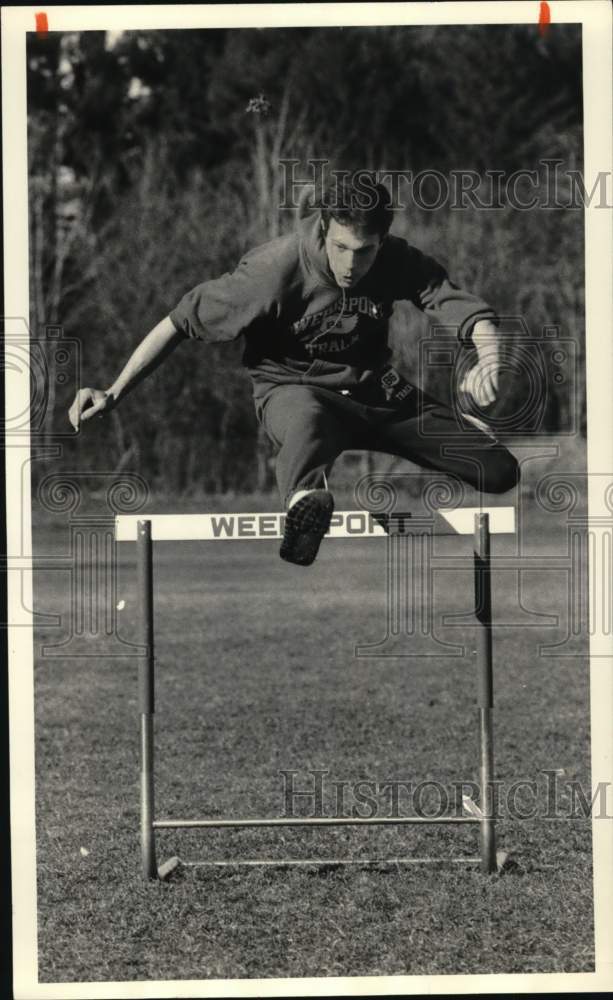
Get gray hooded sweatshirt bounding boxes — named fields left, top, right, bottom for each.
left=169, top=206, right=496, bottom=406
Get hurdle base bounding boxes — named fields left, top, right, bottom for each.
left=495, top=850, right=512, bottom=872
left=158, top=856, right=181, bottom=881
left=155, top=850, right=511, bottom=876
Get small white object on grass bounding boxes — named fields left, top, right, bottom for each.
left=80, top=847, right=90, bottom=857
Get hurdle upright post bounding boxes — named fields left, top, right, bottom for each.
left=137, top=519, right=158, bottom=879
left=474, top=512, right=497, bottom=873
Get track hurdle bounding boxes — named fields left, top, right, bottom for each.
left=115, top=505, right=515, bottom=879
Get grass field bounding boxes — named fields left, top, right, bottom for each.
left=32, top=503, right=594, bottom=983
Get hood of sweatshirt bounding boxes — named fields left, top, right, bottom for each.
left=296, top=201, right=339, bottom=291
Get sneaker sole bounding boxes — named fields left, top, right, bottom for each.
left=280, top=490, right=334, bottom=566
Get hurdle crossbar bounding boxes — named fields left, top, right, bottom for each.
left=116, top=506, right=515, bottom=542
left=116, top=507, right=514, bottom=879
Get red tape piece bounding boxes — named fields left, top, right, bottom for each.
left=538, top=1, right=551, bottom=36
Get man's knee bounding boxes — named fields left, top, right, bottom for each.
left=265, top=386, right=332, bottom=445
left=280, top=387, right=330, bottom=430
left=482, top=449, right=520, bottom=494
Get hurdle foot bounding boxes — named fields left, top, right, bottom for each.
left=462, top=795, right=483, bottom=818
left=158, top=856, right=181, bottom=881
left=495, top=850, right=514, bottom=873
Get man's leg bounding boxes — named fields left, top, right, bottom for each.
left=371, top=394, right=519, bottom=494
left=261, top=385, right=362, bottom=506
left=261, top=386, right=349, bottom=565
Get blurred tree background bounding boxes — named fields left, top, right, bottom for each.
left=27, top=24, right=585, bottom=498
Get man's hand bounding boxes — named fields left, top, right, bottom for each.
left=68, top=388, right=115, bottom=430
left=459, top=320, right=500, bottom=408
left=67, top=317, right=184, bottom=431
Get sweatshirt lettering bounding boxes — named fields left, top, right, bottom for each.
left=293, top=296, right=384, bottom=334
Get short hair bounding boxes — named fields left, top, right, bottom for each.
left=319, top=174, right=393, bottom=239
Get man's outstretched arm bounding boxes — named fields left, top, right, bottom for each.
left=68, top=316, right=185, bottom=430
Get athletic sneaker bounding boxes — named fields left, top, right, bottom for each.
left=280, top=489, right=334, bottom=566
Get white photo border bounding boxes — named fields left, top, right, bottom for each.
left=3, top=2, right=612, bottom=997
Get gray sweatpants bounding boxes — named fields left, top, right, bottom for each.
left=260, top=383, right=519, bottom=506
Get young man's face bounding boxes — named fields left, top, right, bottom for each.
left=324, top=219, right=382, bottom=289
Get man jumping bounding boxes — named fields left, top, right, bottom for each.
left=69, top=174, right=518, bottom=565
